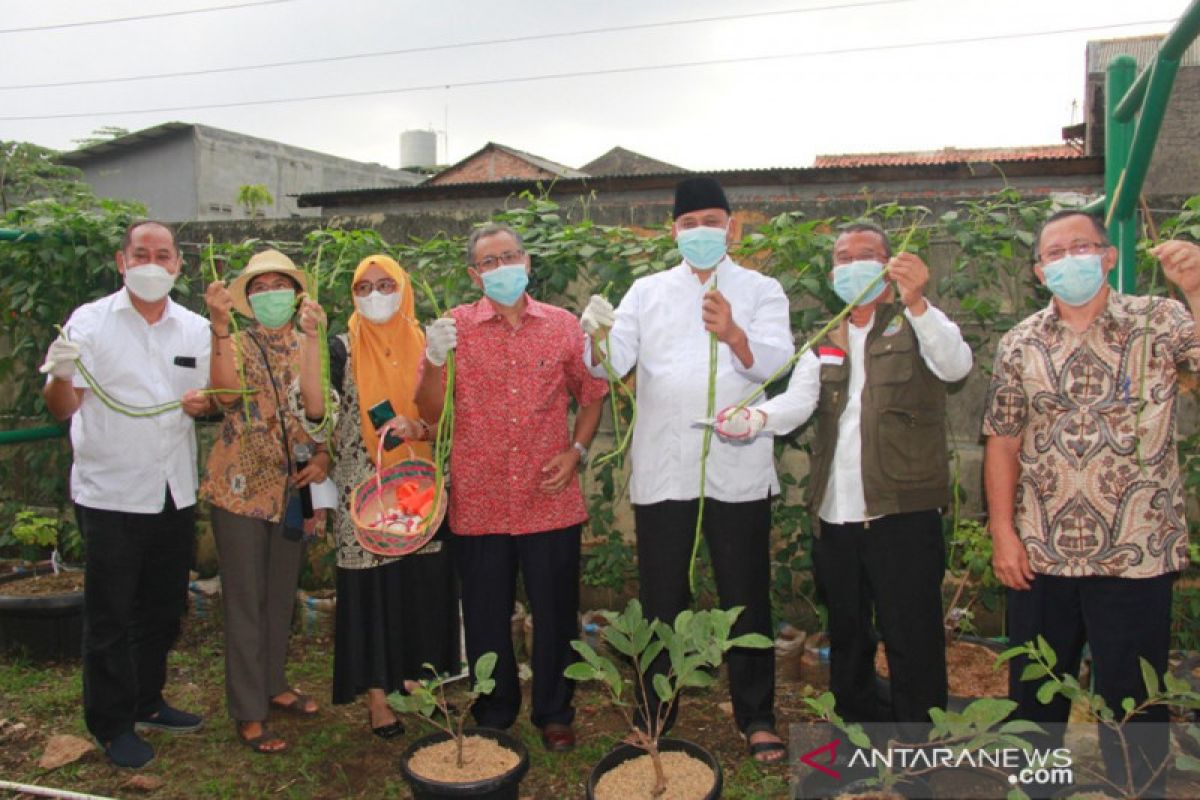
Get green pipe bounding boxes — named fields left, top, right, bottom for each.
left=1111, top=56, right=1181, bottom=224
left=0, top=425, right=66, bottom=445
left=1115, top=0, right=1200, bottom=121
left=1105, top=56, right=1138, bottom=292
left=0, top=228, right=42, bottom=242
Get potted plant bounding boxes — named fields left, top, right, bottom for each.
left=565, top=599, right=773, bottom=800
left=800, top=691, right=1039, bottom=800
left=390, top=653, right=530, bottom=800
left=0, top=508, right=85, bottom=660
left=1000, top=637, right=1200, bottom=799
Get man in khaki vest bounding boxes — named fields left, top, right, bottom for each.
left=715, top=221, right=971, bottom=723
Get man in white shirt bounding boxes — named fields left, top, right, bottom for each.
left=715, top=221, right=972, bottom=725
left=42, top=221, right=212, bottom=769
left=580, top=177, right=794, bottom=762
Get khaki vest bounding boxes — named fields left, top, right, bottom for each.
left=807, top=302, right=952, bottom=523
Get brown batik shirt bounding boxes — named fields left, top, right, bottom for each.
left=983, top=292, right=1200, bottom=578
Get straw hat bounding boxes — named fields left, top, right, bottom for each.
left=228, top=249, right=311, bottom=317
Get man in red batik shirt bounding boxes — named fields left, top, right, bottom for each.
left=416, top=222, right=607, bottom=753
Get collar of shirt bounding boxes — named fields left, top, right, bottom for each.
left=114, top=286, right=184, bottom=326
left=461, top=294, right=548, bottom=326
left=669, top=255, right=733, bottom=288
left=1039, top=290, right=1135, bottom=337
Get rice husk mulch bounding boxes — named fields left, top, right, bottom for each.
left=406, top=734, right=519, bottom=783
left=1, top=572, right=84, bottom=596
left=593, top=751, right=715, bottom=800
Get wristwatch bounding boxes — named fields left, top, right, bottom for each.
left=572, top=441, right=589, bottom=466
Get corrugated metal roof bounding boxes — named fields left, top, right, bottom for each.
left=813, top=145, right=1082, bottom=168
left=1088, top=34, right=1200, bottom=72
left=296, top=155, right=1103, bottom=206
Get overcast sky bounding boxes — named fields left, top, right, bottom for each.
left=0, top=0, right=1193, bottom=172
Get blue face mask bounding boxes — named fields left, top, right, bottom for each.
left=481, top=264, right=529, bottom=306
left=676, top=225, right=728, bottom=270
left=832, top=260, right=887, bottom=306
left=1043, top=254, right=1105, bottom=307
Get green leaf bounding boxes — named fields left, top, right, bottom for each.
left=1177, top=754, right=1200, bottom=773
left=1036, top=681, right=1058, bottom=706
left=728, top=633, right=773, bottom=650
left=604, top=627, right=636, bottom=657
left=1036, top=636, right=1057, bottom=669
left=652, top=674, right=673, bottom=704
left=1020, top=663, right=1049, bottom=682
left=564, top=663, right=597, bottom=681
left=1139, top=657, right=1160, bottom=698
left=475, top=652, right=498, bottom=682
left=1121, top=697, right=1136, bottom=715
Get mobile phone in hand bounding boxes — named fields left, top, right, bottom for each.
left=366, top=399, right=402, bottom=450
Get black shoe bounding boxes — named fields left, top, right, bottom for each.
left=103, top=731, right=155, bottom=769
left=135, top=702, right=204, bottom=734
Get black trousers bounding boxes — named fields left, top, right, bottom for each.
left=77, top=493, right=194, bottom=742
left=813, top=510, right=947, bottom=724
left=453, top=525, right=580, bottom=729
left=1007, top=572, right=1175, bottom=797
left=633, top=497, right=775, bottom=735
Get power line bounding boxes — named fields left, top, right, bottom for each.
left=0, top=0, right=915, bottom=91
left=0, top=18, right=1174, bottom=122
left=0, top=0, right=299, bottom=35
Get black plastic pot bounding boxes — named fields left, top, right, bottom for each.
left=399, top=726, right=529, bottom=799
left=0, top=566, right=83, bottom=660
left=587, top=737, right=722, bottom=800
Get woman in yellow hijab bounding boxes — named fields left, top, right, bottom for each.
left=320, top=254, right=459, bottom=738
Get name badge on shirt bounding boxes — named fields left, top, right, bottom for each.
left=818, top=345, right=846, bottom=366
left=882, top=315, right=905, bottom=337
left=174, top=356, right=197, bottom=368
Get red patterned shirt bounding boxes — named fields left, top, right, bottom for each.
left=445, top=296, right=609, bottom=535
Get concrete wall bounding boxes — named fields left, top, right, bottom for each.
left=193, top=126, right=417, bottom=221
left=1086, top=38, right=1200, bottom=197
left=77, top=131, right=197, bottom=221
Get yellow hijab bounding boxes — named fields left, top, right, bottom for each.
left=348, top=255, right=430, bottom=466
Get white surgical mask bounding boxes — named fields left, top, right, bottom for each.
left=124, top=263, right=177, bottom=303
left=355, top=290, right=402, bottom=324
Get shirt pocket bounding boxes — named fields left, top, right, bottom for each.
left=867, top=334, right=914, bottom=384
left=877, top=407, right=944, bottom=483
left=526, top=342, right=568, bottom=413
left=816, top=364, right=848, bottom=415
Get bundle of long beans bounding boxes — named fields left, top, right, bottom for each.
left=54, top=324, right=255, bottom=417
left=205, top=238, right=253, bottom=427
left=591, top=286, right=637, bottom=469
left=414, top=277, right=456, bottom=530
left=303, top=242, right=335, bottom=440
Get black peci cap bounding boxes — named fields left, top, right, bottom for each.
left=672, top=176, right=730, bottom=219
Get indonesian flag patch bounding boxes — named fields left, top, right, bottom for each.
left=817, top=345, right=846, bottom=366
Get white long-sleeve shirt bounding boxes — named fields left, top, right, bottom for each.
left=585, top=258, right=794, bottom=505
left=758, top=302, right=972, bottom=523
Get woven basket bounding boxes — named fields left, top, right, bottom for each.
left=351, top=456, right=446, bottom=557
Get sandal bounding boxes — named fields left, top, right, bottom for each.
left=369, top=709, right=405, bottom=740
left=747, top=729, right=787, bottom=764
left=270, top=690, right=319, bottom=717
left=236, top=722, right=288, bottom=755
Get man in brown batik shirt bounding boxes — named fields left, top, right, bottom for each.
left=983, top=209, right=1200, bottom=794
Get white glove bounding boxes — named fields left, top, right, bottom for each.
left=425, top=317, right=457, bottom=367
left=39, top=335, right=81, bottom=381
left=714, top=406, right=767, bottom=441
left=581, top=295, right=616, bottom=337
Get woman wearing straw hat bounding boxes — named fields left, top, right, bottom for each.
left=302, top=254, right=459, bottom=740
left=203, top=249, right=332, bottom=754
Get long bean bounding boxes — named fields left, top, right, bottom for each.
left=205, top=237, right=252, bottom=427
left=414, top=276, right=455, bottom=530
left=729, top=215, right=927, bottom=415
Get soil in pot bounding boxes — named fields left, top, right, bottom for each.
left=593, top=750, right=716, bottom=800
left=407, top=734, right=520, bottom=783
left=1, top=571, right=83, bottom=596
left=876, top=639, right=1008, bottom=698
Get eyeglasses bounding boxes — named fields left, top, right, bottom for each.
left=1038, top=241, right=1106, bottom=264
left=351, top=278, right=399, bottom=297
left=474, top=249, right=526, bottom=271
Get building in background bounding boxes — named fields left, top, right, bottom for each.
left=59, top=122, right=423, bottom=221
